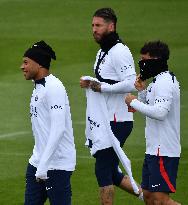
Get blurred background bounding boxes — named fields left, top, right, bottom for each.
left=0, top=0, right=187, bottom=204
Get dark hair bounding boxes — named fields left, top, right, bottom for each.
left=140, top=40, right=170, bottom=60
left=93, top=8, right=117, bottom=25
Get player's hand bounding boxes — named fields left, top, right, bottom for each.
left=89, top=81, right=101, bottom=92
left=135, top=74, right=146, bottom=91
left=80, top=77, right=90, bottom=88
left=125, top=93, right=137, bottom=106
left=36, top=178, right=46, bottom=182
left=35, top=170, right=48, bottom=182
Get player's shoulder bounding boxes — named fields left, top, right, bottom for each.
left=45, top=74, right=65, bottom=91
left=110, top=42, right=132, bottom=57
left=156, top=71, right=174, bottom=82
left=155, top=71, right=179, bottom=89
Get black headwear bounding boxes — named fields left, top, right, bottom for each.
left=24, top=40, right=56, bottom=69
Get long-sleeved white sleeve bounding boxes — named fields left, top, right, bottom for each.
left=130, top=98, right=171, bottom=121
left=35, top=86, right=66, bottom=178
left=131, top=75, right=175, bottom=121
left=101, top=74, right=136, bottom=94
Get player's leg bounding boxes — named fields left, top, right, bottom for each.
left=142, top=155, right=180, bottom=205
left=110, top=121, right=133, bottom=148
left=95, top=148, right=116, bottom=205
left=94, top=121, right=131, bottom=205
left=110, top=121, right=143, bottom=200
left=142, top=189, right=152, bottom=205
left=150, top=192, right=181, bottom=205
left=119, top=174, right=143, bottom=199
left=46, top=170, right=72, bottom=205
left=140, top=154, right=154, bottom=204
left=24, top=163, right=47, bottom=205
left=100, top=185, right=115, bottom=205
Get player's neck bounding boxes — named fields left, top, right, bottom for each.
left=34, top=68, right=50, bottom=80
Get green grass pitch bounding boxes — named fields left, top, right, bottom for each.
left=0, top=0, right=187, bottom=204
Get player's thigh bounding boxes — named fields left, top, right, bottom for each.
left=149, top=156, right=179, bottom=193
left=141, top=155, right=150, bottom=191
left=95, top=148, right=118, bottom=187
left=110, top=121, right=133, bottom=146
left=46, top=170, right=72, bottom=205
left=142, top=155, right=179, bottom=193
left=24, top=163, right=47, bottom=205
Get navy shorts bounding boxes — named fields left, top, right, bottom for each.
left=94, top=121, right=133, bottom=187
left=24, top=163, right=73, bottom=205
left=141, top=154, right=179, bottom=193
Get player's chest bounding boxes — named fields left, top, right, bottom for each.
left=31, top=87, right=46, bottom=105
left=94, top=53, right=115, bottom=76
left=30, top=88, right=46, bottom=117
left=146, top=83, right=156, bottom=105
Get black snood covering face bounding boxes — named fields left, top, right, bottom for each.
left=139, top=59, right=168, bottom=80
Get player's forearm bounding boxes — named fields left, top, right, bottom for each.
left=101, top=75, right=136, bottom=94
left=130, top=99, right=169, bottom=121
left=37, top=113, right=65, bottom=170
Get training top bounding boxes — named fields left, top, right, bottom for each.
left=131, top=71, right=181, bottom=157
left=29, top=74, right=76, bottom=172
left=94, top=43, right=136, bottom=122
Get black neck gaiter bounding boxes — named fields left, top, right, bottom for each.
left=139, top=58, right=168, bottom=80
left=99, top=32, right=122, bottom=52
left=94, top=32, right=122, bottom=84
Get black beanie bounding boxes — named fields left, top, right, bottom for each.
left=24, top=40, right=56, bottom=69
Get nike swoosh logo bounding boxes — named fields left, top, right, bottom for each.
left=46, top=187, right=52, bottom=191
left=151, top=184, right=160, bottom=188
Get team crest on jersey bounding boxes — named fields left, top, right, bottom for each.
left=35, top=95, right=38, bottom=101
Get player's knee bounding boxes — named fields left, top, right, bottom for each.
left=143, top=190, right=152, bottom=203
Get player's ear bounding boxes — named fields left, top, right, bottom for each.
left=109, top=22, right=115, bottom=32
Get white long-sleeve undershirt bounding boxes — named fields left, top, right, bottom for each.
left=130, top=98, right=170, bottom=121
left=101, top=74, right=136, bottom=94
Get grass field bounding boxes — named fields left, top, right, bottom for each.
left=0, top=0, right=187, bottom=204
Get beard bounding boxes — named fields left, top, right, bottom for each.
left=93, top=31, right=120, bottom=52
left=93, top=31, right=110, bottom=44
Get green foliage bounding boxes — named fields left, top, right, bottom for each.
left=0, top=0, right=187, bottom=204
